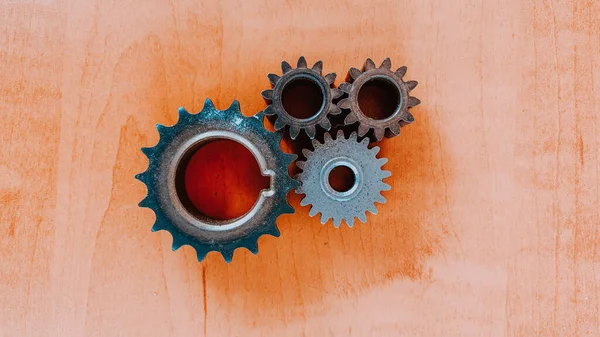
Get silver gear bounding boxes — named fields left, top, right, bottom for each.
left=295, top=130, right=391, bottom=227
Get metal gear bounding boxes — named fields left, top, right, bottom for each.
left=136, top=99, right=298, bottom=262
left=295, top=130, right=391, bottom=228
left=337, top=58, right=420, bottom=141
left=260, top=56, right=344, bottom=140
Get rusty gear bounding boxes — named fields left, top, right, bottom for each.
left=260, top=56, right=343, bottom=139
left=337, top=58, right=420, bottom=141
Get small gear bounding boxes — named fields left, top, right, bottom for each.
left=136, top=99, right=298, bottom=262
left=337, top=58, right=420, bottom=141
left=260, top=56, right=344, bottom=140
left=295, top=130, right=391, bottom=227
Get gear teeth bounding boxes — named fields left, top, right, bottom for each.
left=263, top=105, right=276, bottom=116
left=330, top=105, right=342, bottom=115
left=377, top=157, right=389, bottom=166
left=408, top=96, right=421, bottom=108
left=296, top=161, right=305, bottom=170
left=245, top=241, right=259, bottom=255
left=406, top=80, right=418, bottom=91
left=312, top=60, right=323, bottom=74
left=375, top=193, right=387, bottom=204
left=280, top=203, right=295, bottom=214
left=349, top=131, right=358, bottom=140
left=331, top=88, right=344, bottom=99
left=311, top=138, right=321, bottom=148
left=323, top=132, right=333, bottom=142
left=220, top=248, right=234, bottom=263
left=227, top=100, right=241, bottom=112
left=324, top=73, right=336, bottom=85
left=266, top=225, right=281, bottom=237
left=194, top=246, right=209, bottom=262
left=344, top=112, right=358, bottom=124
left=138, top=197, right=151, bottom=208
left=395, top=66, right=407, bottom=78
left=290, top=125, right=301, bottom=139
left=333, top=217, right=342, bottom=228
left=141, top=147, right=154, bottom=156
left=380, top=58, right=392, bottom=70
left=357, top=212, right=367, bottom=223
left=339, top=82, right=352, bottom=93
left=320, top=213, right=329, bottom=224
left=300, top=196, right=311, bottom=207
left=349, top=68, right=362, bottom=80
left=389, top=123, right=401, bottom=135
left=320, top=117, right=331, bottom=131
left=358, top=123, right=370, bottom=137
left=268, top=73, right=280, bottom=85
left=297, top=56, right=307, bottom=68
left=381, top=183, right=392, bottom=191
left=404, top=112, right=415, bottom=123
left=309, top=206, right=319, bottom=217
left=305, top=125, right=316, bottom=139
left=336, top=129, right=345, bottom=139
left=374, top=127, right=385, bottom=141
left=381, top=170, right=392, bottom=178
left=367, top=204, right=378, bottom=215
left=203, top=98, right=216, bottom=111
left=274, top=118, right=285, bottom=131
left=156, top=124, right=167, bottom=132
left=178, top=107, right=190, bottom=122
left=151, top=220, right=164, bottom=232
left=346, top=216, right=355, bottom=228
left=281, top=60, right=293, bottom=74
left=172, top=237, right=184, bottom=251
left=261, top=89, right=274, bottom=100
left=364, top=58, right=376, bottom=71
left=371, top=146, right=381, bottom=155
left=285, top=152, right=297, bottom=162
left=302, top=148, right=312, bottom=158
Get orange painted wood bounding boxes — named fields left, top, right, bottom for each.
left=1, top=0, right=599, bottom=336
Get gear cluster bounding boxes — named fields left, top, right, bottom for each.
left=137, top=57, right=419, bottom=262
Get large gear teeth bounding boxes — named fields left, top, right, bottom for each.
left=295, top=131, right=391, bottom=228
left=136, top=100, right=297, bottom=263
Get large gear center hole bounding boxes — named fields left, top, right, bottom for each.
left=178, top=139, right=271, bottom=221
left=281, top=78, right=325, bottom=120
left=357, top=78, right=401, bottom=120
left=328, top=165, right=356, bottom=193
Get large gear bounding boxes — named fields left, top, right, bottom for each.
left=136, top=99, right=298, bottom=262
left=260, top=56, right=344, bottom=140
left=295, top=130, right=391, bottom=227
left=337, top=58, right=420, bottom=141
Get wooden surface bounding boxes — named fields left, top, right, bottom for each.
left=1, top=0, right=600, bottom=336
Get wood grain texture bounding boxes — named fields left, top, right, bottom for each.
left=1, top=0, right=599, bottom=336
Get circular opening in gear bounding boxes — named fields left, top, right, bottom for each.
left=328, top=165, right=356, bottom=193
left=281, top=77, right=325, bottom=120
left=175, top=139, right=270, bottom=221
left=357, top=77, right=401, bottom=120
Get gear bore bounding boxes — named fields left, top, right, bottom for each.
left=295, top=130, right=391, bottom=228
left=136, top=99, right=297, bottom=262
left=337, top=58, right=420, bottom=141
left=260, top=56, right=343, bottom=139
